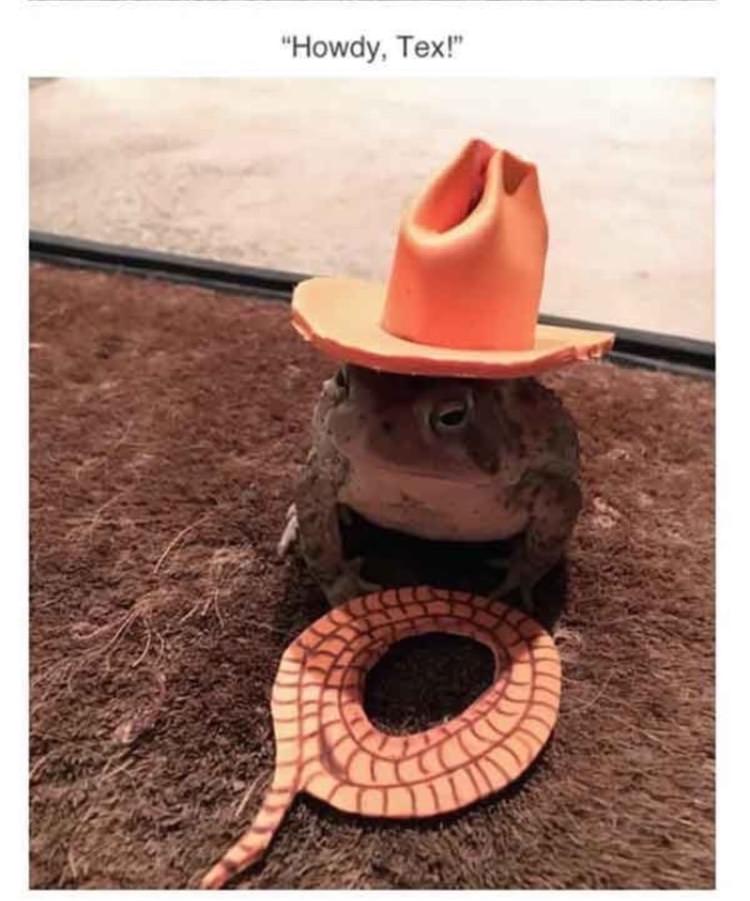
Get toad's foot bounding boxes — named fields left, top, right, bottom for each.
left=276, top=503, right=299, bottom=559
left=487, top=544, right=538, bottom=614
left=324, top=557, right=382, bottom=607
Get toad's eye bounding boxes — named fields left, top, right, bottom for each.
left=430, top=399, right=469, bottom=433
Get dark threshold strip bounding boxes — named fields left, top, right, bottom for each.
left=29, top=230, right=714, bottom=378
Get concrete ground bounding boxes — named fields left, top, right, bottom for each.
left=29, top=78, right=713, bottom=340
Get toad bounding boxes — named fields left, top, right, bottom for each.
left=279, top=364, right=581, bottom=610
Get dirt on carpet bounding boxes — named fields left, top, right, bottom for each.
left=29, top=262, right=714, bottom=889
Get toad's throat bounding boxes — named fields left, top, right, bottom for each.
left=339, top=464, right=526, bottom=543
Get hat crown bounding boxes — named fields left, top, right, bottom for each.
left=381, top=139, right=548, bottom=351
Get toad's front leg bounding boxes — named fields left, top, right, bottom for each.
left=294, top=453, right=380, bottom=606
left=490, top=473, right=582, bottom=612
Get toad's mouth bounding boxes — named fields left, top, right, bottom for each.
left=349, top=457, right=496, bottom=486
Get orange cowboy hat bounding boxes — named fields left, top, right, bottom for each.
left=292, top=138, right=614, bottom=379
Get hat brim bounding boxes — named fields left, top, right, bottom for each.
left=292, top=277, right=615, bottom=379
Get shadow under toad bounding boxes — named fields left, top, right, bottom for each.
left=276, top=506, right=569, bottom=636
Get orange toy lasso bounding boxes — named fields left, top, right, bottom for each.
left=200, top=586, right=561, bottom=889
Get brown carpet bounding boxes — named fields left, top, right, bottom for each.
left=29, top=262, right=714, bottom=889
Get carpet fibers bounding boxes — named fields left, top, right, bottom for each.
left=29, top=263, right=714, bottom=889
